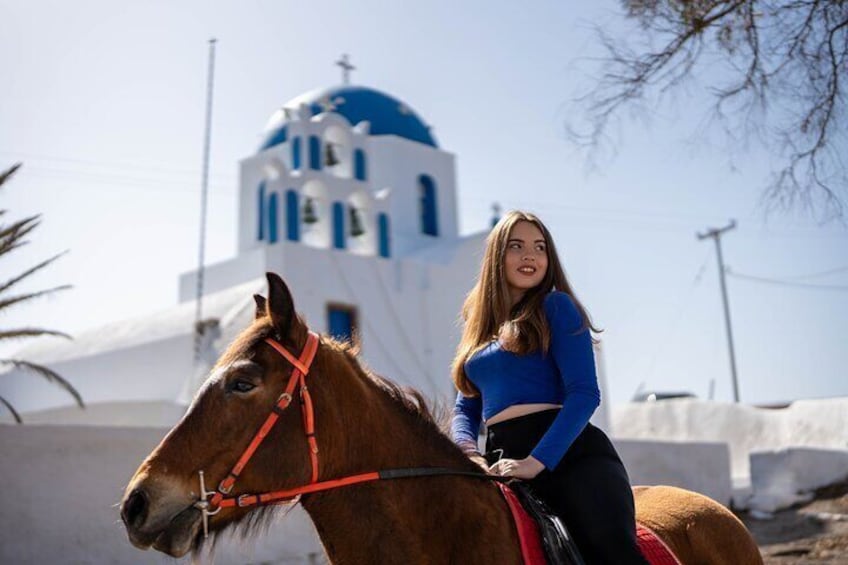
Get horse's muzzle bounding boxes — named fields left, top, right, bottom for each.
left=120, top=480, right=203, bottom=557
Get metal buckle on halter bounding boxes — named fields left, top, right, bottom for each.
left=218, top=479, right=233, bottom=494
left=193, top=470, right=222, bottom=539
left=237, top=494, right=257, bottom=507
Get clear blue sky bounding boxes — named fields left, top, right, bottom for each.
left=2, top=0, right=846, bottom=405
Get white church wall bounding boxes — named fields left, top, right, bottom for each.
left=179, top=247, right=266, bottom=302
left=0, top=425, right=324, bottom=565
left=181, top=230, right=490, bottom=405
left=0, top=335, right=195, bottom=417
left=368, top=136, right=459, bottom=255
left=0, top=400, right=185, bottom=427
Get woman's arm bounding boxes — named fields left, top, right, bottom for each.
left=529, top=292, right=601, bottom=470
left=451, top=391, right=483, bottom=455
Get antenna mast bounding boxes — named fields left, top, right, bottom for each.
left=194, top=38, right=217, bottom=360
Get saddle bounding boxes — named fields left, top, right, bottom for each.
left=499, top=481, right=586, bottom=565
left=495, top=480, right=682, bottom=565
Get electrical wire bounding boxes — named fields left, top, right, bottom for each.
left=726, top=268, right=848, bottom=291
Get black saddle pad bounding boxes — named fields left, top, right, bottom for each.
left=509, top=482, right=586, bottom=565
left=484, top=451, right=585, bottom=565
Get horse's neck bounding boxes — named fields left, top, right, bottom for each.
left=300, top=374, right=523, bottom=564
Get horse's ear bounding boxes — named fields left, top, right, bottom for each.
left=253, top=294, right=267, bottom=320
left=266, top=272, right=297, bottom=336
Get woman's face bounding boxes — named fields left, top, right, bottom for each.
left=503, top=220, right=548, bottom=304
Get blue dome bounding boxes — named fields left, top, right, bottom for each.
left=259, top=86, right=438, bottom=152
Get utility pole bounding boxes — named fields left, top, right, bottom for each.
left=697, top=220, right=740, bottom=402
left=194, top=38, right=217, bottom=360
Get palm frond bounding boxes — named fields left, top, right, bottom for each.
left=0, top=286, right=73, bottom=312
left=0, top=359, right=84, bottom=408
left=0, top=216, right=40, bottom=255
left=0, top=163, right=22, bottom=187
left=0, top=328, right=73, bottom=341
left=0, top=252, right=69, bottom=295
left=0, top=395, right=22, bottom=423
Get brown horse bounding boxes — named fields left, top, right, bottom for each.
left=121, top=273, right=763, bottom=564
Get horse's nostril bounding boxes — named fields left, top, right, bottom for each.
left=121, top=488, right=148, bottom=529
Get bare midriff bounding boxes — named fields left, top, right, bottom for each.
left=485, top=403, right=562, bottom=426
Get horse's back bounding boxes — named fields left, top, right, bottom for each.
left=633, top=485, right=763, bottom=565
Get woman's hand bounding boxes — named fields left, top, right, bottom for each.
left=468, top=453, right=490, bottom=472
left=488, top=456, right=545, bottom=479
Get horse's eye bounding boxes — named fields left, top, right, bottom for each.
left=230, top=379, right=256, bottom=394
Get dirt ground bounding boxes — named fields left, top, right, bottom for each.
left=739, top=479, right=848, bottom=564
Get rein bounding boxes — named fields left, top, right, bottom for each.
left=193, top=331, right=503, bottom=538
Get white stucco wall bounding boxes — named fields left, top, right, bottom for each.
left=747, top=447, right=848, bottom=512
left=611, top=397, right=848, bottom=481
left=614, top=439, right=732, bottom=505
left=0, top=425, right=324, bottom=565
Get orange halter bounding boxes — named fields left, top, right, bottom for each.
left=193, top=330, right=503, bottom=539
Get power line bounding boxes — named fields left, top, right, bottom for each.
left=726, top=268, right=848, bottom=291
left=0, top=151, right=236, bottom=181
left=783, top=265, right=848, bottom=281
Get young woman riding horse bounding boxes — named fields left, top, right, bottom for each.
left=120, top=272, right=763, bottom=564
left=451, top=210, right=648, bottom=563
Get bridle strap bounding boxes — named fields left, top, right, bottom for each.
left=205, top=329, right=503, bottom=515
left=216, top=467, right=508, bottom=509
left=210, top=332, right=320, bottom=507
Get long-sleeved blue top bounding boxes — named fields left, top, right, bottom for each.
left=451, top=291, right=601, bottom=470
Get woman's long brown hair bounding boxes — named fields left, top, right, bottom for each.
left=451, top=211, right=601, bottom=397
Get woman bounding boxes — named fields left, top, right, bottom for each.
left=451, top=210, right=648, bottom=564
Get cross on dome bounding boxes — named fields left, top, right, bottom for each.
left=335, top=54, right=355, bottom=85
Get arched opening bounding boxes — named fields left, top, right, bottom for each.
left=346, top=190, right=375, bottom=256
left=322, top=125, right=352, bottom=178
left=419, top=174, right=439, bottom=236
left=309, top=136, right=322, bottom=170
left=300, top=180, right=330, bottom=248
left=286, top=189, right=299, bottom=242
left=292, top=137, right=302, bottom=170
left=378, top=213, right=390, bottom=258
left=332, top=201, right=346, bottom=250
left=257, top=182, right=266, bottom=241
left=354, top=149, right=367, bottom=181
left=268, top=192, right=279, bottom=243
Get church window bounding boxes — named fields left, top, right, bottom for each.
left=268, top=192, right=279, bottom=243
left=327, top=303, right=358, bottom=345
left=309, top=136, right=322, bottom=170
left=257, top=182, right=266, bottom=241
left=292, top=137, right=302, bottom=170
left=286, top=190, right=299, bottom=242
left=378, top=213, right=390, bottom=258
left=354, top=149, right=367, bottom=181
left=332, top=201, right=345, bottom=249
left=419, top=174, right=439, bottom=236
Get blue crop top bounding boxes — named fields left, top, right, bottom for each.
left=451, top=291, right=601, bottom=470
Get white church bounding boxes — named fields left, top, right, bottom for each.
left=0, top=83, right=495, bottom=426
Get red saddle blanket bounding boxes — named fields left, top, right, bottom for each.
left=497, top=483, right=681, bottom=565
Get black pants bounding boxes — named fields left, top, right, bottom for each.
left=486, top=410, right=648, bottom=565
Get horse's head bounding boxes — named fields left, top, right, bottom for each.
left=120, top=273, right=329, bottom=557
